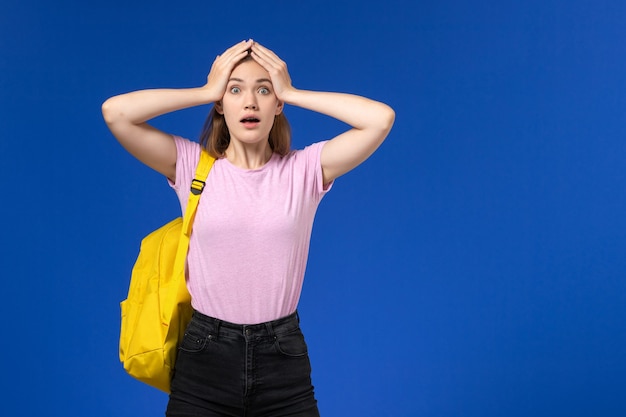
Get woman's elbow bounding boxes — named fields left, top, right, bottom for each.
left=101, top=96, right=127, bottom=126
left=377, top=104, right=395, bottom=134
left=384, top=105, right=395, bottom=128
left=101, top=97, right=116, bottom=125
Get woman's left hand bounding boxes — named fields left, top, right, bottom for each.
left=250, top=42, right=296, bottom=101
left=251, top=40, right=394, bottom=185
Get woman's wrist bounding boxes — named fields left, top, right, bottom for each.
left=196, top=85, right=223, bottom=105
left=278, top=87, right=302, bottom=106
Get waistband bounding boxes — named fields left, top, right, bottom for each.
left=190, top=310, right=301, bottom=341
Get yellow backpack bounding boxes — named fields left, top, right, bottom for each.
left=119, top=149, right=215, bottom=393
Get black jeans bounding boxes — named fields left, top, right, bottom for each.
left=166, top=310, right=320, bottom=417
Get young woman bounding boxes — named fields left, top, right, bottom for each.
left=102, top=40, right=394, bottom=417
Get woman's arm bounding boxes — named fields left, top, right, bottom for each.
left=250, top=42, right=395, bottom=184
left=102, top=88, right=212, bottom=179
left=101, top=40, right=253, bottom=180
left=280, top=90, right=394, bottom=184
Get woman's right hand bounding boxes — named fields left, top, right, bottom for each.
left=101, top=40, right=253, bottom=180
left=202, top=40, right=253, bottom=102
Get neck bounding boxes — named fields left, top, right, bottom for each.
left=225, top=140, right=273, bottom=170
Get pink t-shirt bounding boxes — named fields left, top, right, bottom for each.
left=169, top=136, right=332, bottom=324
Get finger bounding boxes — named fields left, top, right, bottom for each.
left=251, top=50, right=283, bottom=76
left=217, top=40, right=252, bottom=65
left=253, top=50, right=290, bottom=86
left=223, top=39, right=252, bottom=56
left=251, top=43, right=281, bottom=66
left=250, top=52, right=283, bottom=80
left=249, top=48, right=269, bottom=68
left=207, top=41, right=250, bottom=86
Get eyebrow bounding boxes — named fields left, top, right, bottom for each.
left=228, top=77, right=273, bottom=84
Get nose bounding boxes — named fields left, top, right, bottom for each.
left=244, top=91, right=258, bottom=110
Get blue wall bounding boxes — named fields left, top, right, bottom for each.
left=1, top=1, right=625, bottom=415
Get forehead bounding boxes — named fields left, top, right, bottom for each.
left=229, top=60, right=270, bottom=81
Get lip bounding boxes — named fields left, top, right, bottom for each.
left=240, top=114, right=261, bottom=129
left=240, top=113, right=260, bottom=122
left=241, top=121, right=260, bottom=129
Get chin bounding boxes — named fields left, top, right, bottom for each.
left=235, top=134, right=270, bottom=145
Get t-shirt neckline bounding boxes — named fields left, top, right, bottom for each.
left=220, top=152, right=279, bottom=173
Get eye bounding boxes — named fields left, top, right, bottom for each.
left=258, top=87, right=270, bottom=95
left=230, top=86, right=241, bottom=94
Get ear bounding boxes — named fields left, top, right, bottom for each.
left=275, top=100, right=284, bottom=115
left=215, top=101, right=224, bottom=115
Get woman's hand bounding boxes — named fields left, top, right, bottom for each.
left=248, top=42, right=395, bottom=184
left=102, top=41, right=251, bottom=179
left=203, top=40, right=254, bottom=101
left=249, top=42, right=297, bottom=101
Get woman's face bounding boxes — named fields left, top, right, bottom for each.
left=218, top=59, right=283, bottom=146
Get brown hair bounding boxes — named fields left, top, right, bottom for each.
left=199, top=108, right=291, bottom=159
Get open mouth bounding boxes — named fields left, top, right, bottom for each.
left=240, top=117, right=260, bottom=123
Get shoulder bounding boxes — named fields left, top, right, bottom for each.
left=276, top=141, right=332, bottom=195
left=280, top=141, right=327, bottom=164
left=169, top=136, right=202, bottom=190
left=172, top=136, right=202, bottom=168
left=173, top=135, right=200, bottom=153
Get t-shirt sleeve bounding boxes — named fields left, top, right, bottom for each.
left=301, top=141, right=333, bottom=201
left=168, top=135, right=201, bottom=212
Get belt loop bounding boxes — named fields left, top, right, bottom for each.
left=213, top=317, right=222, bottom=340
left=265, top=322, right=276, bottom=340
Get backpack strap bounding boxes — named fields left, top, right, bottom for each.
left=182, top=149, right=215, bottom=237
left=171, top=149, right=215, bottom=282
left=163, top=149, right=214, bottom=342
